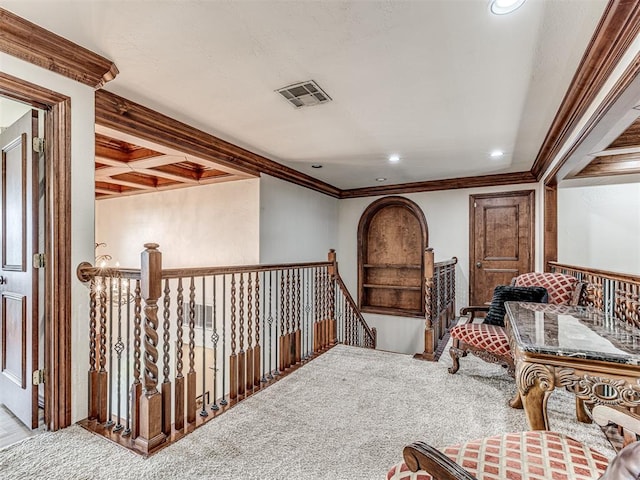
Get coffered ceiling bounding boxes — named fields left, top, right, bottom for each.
left=1, top=0, right=615, bottom=192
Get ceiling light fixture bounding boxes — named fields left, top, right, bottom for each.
left=489, top=0, right=526, bottom=15
left=490, top=150, right=504, bottom=158
left=388, top=154, right=400, bottom=163
left=376, top=177, right=387, bottom=182
left=311, top=164, right=323, bottom=169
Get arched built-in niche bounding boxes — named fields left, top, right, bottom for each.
left=357, top=196, right=428, bottom=317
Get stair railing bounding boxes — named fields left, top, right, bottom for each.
left=77, top=245, right=375, bottom=454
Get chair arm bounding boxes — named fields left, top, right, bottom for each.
left=459, top=305, right=490, bottom=323
left=403, top=442, right=477, bottom=480
left=592, top=405, right=640, bottom=435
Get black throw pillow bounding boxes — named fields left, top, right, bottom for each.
left=483, top=285, right=548, bottom=327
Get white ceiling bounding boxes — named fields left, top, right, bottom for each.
left=2, top=0, right=608, bottom=189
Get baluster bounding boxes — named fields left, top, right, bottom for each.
left=313, top=267, right=319, bottom=353
left=221, top=275, right=228, bottom=406
left=238, top=273, right=246, bottom=397
left=211, top=275, right=220, bottom=411
left=98, top=276, right=108, bottom=423
left=246, top=273, right=254, bottom=393
left=295, top=268, right=302, bottom=363
left=230, top=273, right=238, bottom=400
left=187, top=277, right=196, bottom=424
left=261, top=271, right=268, bottom=383
left=106, top=277, right=115, bottom=428
left=274, top=270, right=281, bottom=376
left=131, top=279, right=142, bottom=438
left=88, top=277, right=98, bottom=420
left=161, top=278, right=171, bottom=434
left=136, top=243, right=166, bottom=453
left=267, top=271, right=274, bottom=379
left=254, top=271, right=261, bottom=386
left=285, top=268, right=291, bottom=368
left=200, top=277, right=208, bottom=418
left=113, top=278, right=124, bottom=432
left=279, top=270, right=286, bottom=372
left=123, top=279, right=132, bottom=436
left=174, top=278, right=185, bottom=430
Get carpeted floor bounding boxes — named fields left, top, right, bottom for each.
left=0, top=344, right=615, bottom=480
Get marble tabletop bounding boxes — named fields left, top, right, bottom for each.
left=505, top=301, right=640, bottom=366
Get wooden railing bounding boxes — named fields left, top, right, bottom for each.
left=415, top=249, right=458, bottom=360
left=77, top=245, right=375, bottom=455
left=548, top=262, right=640, bottom=328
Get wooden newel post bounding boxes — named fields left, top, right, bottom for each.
left=328, top=249, right=338, bottom=345
left=414, top=248, right=435, bottom=361
left=136, top=243, right=167, bottom=453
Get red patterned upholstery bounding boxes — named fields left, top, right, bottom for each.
left=450, top=324, right=510, bottom=356
left=387, top=431, right=610, bottom=480
left=513, top=273, right=579, bottom=306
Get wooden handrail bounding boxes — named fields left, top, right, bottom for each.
left=548, top=261, right=640, bottom=284
left=161, top=261, right=331, bottom=279
left=434, top=257, right=458, bottom=268
left=335, top=275, right=377, bottom=348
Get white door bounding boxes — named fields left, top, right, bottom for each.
left=0, top=109, right=39, bottom=429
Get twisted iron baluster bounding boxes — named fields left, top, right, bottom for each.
left=221, top=275, right=228, bottom=406
left=211, top=275, right=219, bottom=411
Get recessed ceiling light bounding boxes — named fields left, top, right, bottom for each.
left=311, top=164, right=323, bottom=169
left=490, top=150, right=504, bottom=158
left=376, top=177, right=387, bottom=182
left=489, top=0, right=526, bottom=15
left=388, top=154, right=400, bottom=163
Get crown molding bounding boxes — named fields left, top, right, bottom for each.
left=530, top=0, right=640, bottom=181
left=0, top=8, right=118, bottom=88
left=339, top=171, right=536, bottom=199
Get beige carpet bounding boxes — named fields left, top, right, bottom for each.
left=0, top=344, right=614, bottom=479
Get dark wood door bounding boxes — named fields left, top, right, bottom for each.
left=469, top=191, right=535, bottom=306
left=0, top=110, right=39, bottom=428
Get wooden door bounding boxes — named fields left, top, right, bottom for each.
left=0, top=110, right=39, bottom=429
left=469, top=191, right=534, bottom=306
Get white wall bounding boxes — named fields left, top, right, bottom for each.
left=0, top=52, right=96, bottom=423
left=96, top=179, right=260, bottom=268
left=259, top=174, right=339, bottom=264
left=558, top=182, right=640, bottom=275
left=337, top=183, right=540, bottom=354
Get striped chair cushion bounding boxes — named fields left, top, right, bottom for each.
left=513, top=273, right=579, bottom=306
left=450, top=324, right=510, bottom=357
left=387, top=431, right=610, bottom=480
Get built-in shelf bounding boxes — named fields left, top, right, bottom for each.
left=363, top=283, right=422, bottom=291
left=357, top=196, right=428, bottom=318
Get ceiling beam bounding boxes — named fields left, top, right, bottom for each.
left=0, top=8, right=118, bottom=88
left=571, top=152, right=640, bottom=178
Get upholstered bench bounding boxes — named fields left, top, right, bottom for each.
left=386, top=431, right=609, bottom=480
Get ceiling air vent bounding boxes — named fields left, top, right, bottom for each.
left=276, top=80, right=332, bottom=108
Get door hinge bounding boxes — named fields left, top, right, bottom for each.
left=33, top=253, right=46, bottom=269
left=32, top=137, right=45, bottom=153
left=32, top=369, right=45, bottom=385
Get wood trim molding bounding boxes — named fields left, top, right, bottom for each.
left=543, top=185, right=558, bottom=272
left=0, top=8, right=118, bottom=88
left=340, top=171, right=536, bottom=199
left=95, top=90, right=342, bottom=198
left=0, top=71, right=72, bottom=430
left=531, top=0, right=640, bottom=181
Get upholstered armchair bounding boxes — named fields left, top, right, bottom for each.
left=448, top=272, right=584, bottom=376
left=387, top=405, right=640, bottom=480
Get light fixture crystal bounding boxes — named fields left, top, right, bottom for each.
left=490, top=0, right=526, bottom=15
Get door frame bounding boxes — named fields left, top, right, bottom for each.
left=468, top=189, right=536, bottom=304
left=0, top=72, right=72, bottom=431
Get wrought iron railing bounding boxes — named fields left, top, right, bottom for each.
left=77, top=246, right=375, bottom=454
left=415, top=249, right=457, bottom=360
left=548, top=262, right=640, bottom=328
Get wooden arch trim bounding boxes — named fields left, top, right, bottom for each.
left=0, top=71, right=72, bottom=431
left=357, top=196, right=429, bottom=318
left=0, top=8, right=118, bottom=88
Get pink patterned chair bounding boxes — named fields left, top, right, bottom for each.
left=387, top=405, right=640, bottom=480
left=448, top=272, right=583, bottom=376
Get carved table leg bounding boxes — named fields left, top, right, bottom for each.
left=575, top=398, right=592, bottom=424
left=509, top=390, right=523, bottom=409
left=517, top=362, right=555, bottom=431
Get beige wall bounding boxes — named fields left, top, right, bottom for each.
left=96, top=179, right=260, bottom=269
